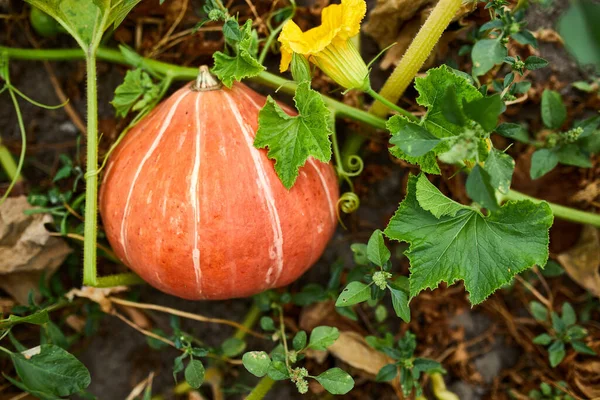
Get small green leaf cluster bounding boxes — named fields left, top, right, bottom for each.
left=530, top=301, right=596, bottom=367
left=207, top=2, right=264, bottom=88
left=527, top=381, right=575, bottom=400
left=335, top=230, right=411, bottom=323
left=466, top=1, right=538, bottom=77
left=111, top=68, right=161, bottom=118
left=242, top=315, right=354, bottom=395
left=526, top=90, right=600, bottom=179
left=368, top=331, right=444, bottom=398
left=168, top=318, right=209, bottom=389
left=27, top=153, right=85, bottom=235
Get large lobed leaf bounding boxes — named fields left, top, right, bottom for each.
left=385, top=174, right=553, bottom=304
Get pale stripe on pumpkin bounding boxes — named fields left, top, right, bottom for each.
left=120, top=90, right=191, bottom=266
left=224, top=92, right=285, bottom=286
left=189, top=91, right=204, bottom=290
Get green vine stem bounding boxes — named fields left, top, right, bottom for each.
left=0, top=137, right=22, bottom=184
left=0, top=46, right=387, bottom=131
left=503, top=190, right=600, bottom=228
left=365, top=88, right=418, bottom=122
left=95, top=272, right=145, bottom=287
left=369, top=0, right=463, bottom=117
left=2, top=45, right=600, bottom=229
left=0, top=63, right=27, bottom=205
left=245, top=376, right=276, bottom=400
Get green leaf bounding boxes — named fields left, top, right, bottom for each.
left=172, top=353, right=186, bottom=382
left=367, top=229, right=391, bottom=267
left=561, top=302, right=577, bottom=326
left=548, top=341, right=566, bottom=367
left=387, top=116, right=442, bottom=174
left=222, top=19, right=242, bottom=42
left=415, top=175, right=469, bottom=218
left=541, top=90, right=567, bottom=130
left=466, top=164, right=499, bottom=211
left=184, top=359, right=205, bottom=389
left=471, top=38, right=508, bottom=76
left=555, top=144, right=593, bottom=168
left=375, top=364, right=398, bottom=382
left=552, top=312, right=567, bottom=334
left=530, top=149, right=559, bottom=179
left=512, top=30, right=538, bottom=48
left=254, top=81, right=332, bottom=189
left=0, top=310, right=49, bottom=329
left=388, top=120, right=442, bottom=157
left=463, top=94, right=505, bottom=132
left=106, top=0, right=143, bottom=30
left=335, top=282, right=371, bottom=307
left=315, top=368, right=354, bottom=395
left=557, top=0, right=600, bottom=72
left=388, top=279, right=411, bottom=323
left=571, top=340, right=596, bottom=355
left=495, top=122, right=529, bottom=143
left=524, top=56, right=549, bottom=71
left=9, top=344, right=90, bottom=398
left=440, top=85, right=468, bottom=127
left=413, top=358, right=444, bottom=373
left=221, top=337, right=246, bottom=357
left=267, top=361, right=289, bottom=380
left=293, top=331, right=307, bottom=351
left=242, top=351, right=271, bottom=377
left=212, top=20, right=265, bottom=87
left=484, top=148, right=515, bottom=194
left=415, top=66, right=483, bottom=139
left=260, top=316, right=275, bottom=331
left=384, top=174, right=553, bottom=304
left=308, top=326, right=339, bottom=351
left=533, top=333, right=553, bottom=345
left=111, top=69, right=160, bottom=118
left=24, top=0, right=99, bottom=49
left=529, top=301, right=549, bottom=322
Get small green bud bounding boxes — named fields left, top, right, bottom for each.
left=288, top=350, right=298, bottom=364
left=514, top=60, right=525, bottom=72
left=562, top=127, right=583, bottom=143
left=290, top=53, right=312, bottom=83
left=372, top=271, right=392, bottom=290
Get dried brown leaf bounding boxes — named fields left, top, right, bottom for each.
left=557, top=226, right=600, bottom=298
left=328, top=331, right=394, bottom=377
left=572, top=360, right=600, bottom=398
left=0, top=196, right=71, bottom=303
left=65, top=286, right=129, bottom=314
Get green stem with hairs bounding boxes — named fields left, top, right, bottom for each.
left=503, top=190, right=600, bottom=228
left=369, top=0, right=463, bottom=117
left=95, top=272, right=146, bottom=287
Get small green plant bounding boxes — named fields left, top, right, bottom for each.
left=242, top=306, right=354, bottom=396
left=527, top=381, right=575, bottom=400
left=335, top=230, right=411, bottom=322
left=530, top=301, right=596, bottom=367
left=367, top=331, right=445, bottom=397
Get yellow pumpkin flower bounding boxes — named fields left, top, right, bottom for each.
left=278, top=0, right=370, bottom=91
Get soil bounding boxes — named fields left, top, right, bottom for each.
left=0, top=0, right=598, bottom=399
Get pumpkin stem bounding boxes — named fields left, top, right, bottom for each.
left=191, top=66, right=222, bottom=91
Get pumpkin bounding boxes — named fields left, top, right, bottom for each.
left=99, top=68, right=339, bottom=300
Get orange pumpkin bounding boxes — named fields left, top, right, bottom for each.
left=99, top=69, right=339, bottom=300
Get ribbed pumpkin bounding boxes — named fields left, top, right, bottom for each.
left=99, top=69, right=339, bottom=300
